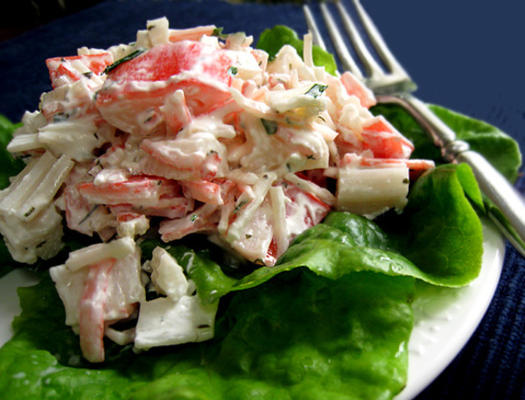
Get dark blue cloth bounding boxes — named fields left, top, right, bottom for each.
left=0, top=1, right=523, bottom=398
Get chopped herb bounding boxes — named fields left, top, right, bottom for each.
left=53, top=112, right=70, bottom=123
left=212, top=27, right=228, bottom=39
left=261, top=118, right=278, bottom=135
left=147, top=24, right=155, bottom=31
left=36, top=240, right=47, bottom=248
left=190, top=214, right=198, bottom=223
left=245, top=233, right=252, bottom=239
left=403, top=178, right=410, bottom=184
left=24, top=207, right=35, bottom=218
left=83, top=71, right=93, bottom=78
left=79, top=205, right=99, bottom=225
left=197, top=324, right=210, bottom=329
left=104, top=48, right=147, bottom=74
left=306, top=154, right=316, bottom=160
left=305, top=83, right=328, bottom=98
left=228, top=66, right=238, bottom=75
left=233, top=200, right=248, bottom=214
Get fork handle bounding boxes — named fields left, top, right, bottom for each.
left=378, top=93, right=525, bottom=257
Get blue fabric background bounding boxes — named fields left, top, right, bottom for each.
left=0, top=1, right=523, bottom=398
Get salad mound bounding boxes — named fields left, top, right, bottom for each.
left=0, top=18, right=435, bottom=362
left=1, top=18, right=515, bottom=400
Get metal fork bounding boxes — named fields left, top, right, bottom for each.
left=304, top=0, right=525, bottom=257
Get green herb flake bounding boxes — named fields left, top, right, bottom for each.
left=228, top=66, right=238, bottom=75
left=53, top=112, right=70, bottom=123
left=233, top=200, right=248, bottom=214
left=305, top=83, right=328, bottom=98
left=103, top=48, right=147, bottom=74
left=212, top=27, right=228, bottom=39
left=261, top=119, right=278, bottom=135
left=23, top=207, right=35, bottom=218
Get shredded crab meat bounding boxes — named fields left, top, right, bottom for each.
left=2, top=18, right=436, bottom=362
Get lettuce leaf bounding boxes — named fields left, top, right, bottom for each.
left=377, top=164, right=483, bottom=286
left=0, top=257, right=414, bottom=399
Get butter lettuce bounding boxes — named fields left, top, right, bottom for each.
left=0, top=254, right=414, bottom=400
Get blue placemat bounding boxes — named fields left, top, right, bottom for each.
left=1, top=1, right=524, bottom=398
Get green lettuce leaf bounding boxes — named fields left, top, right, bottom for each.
left=0, top=263, right=413, bottom=400
left=378, top=164, right=483, bottom=286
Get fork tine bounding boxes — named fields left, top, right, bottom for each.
left=351, top=0, right=408, bottom=77
left=334, top=0, right=383, bottom=79
left=315, top=2, right=363, bottom=79
left=303, top=4, right=327, bottom=52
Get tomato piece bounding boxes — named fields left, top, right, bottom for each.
left=265, top=238, right=279, bottom=265
left=294, top=170, right=327, bottom=189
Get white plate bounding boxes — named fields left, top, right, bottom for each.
left=397, top=220, right=505, bottom=399
left=0, top=220, right=505, bottom=399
